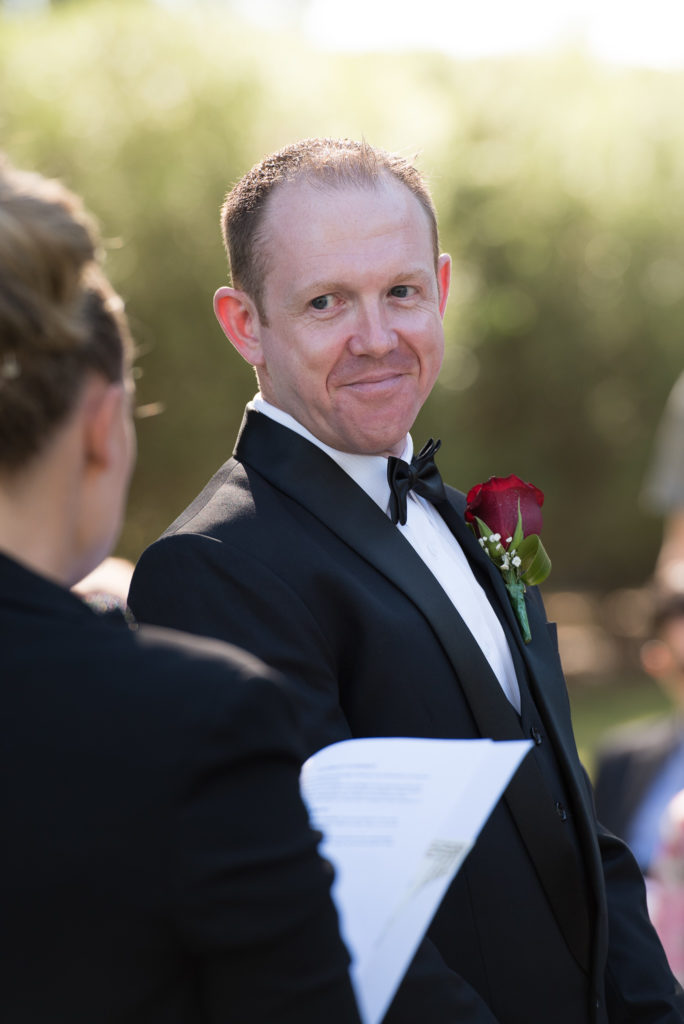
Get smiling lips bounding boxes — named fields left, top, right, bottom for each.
left=333, top=357, right=417, bottom=392
left=344, top=372, right=405, bottom=389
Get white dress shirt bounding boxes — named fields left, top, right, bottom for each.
left=251, top=394, right=521, bottom=712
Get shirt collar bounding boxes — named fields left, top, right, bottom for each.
left=250, top=393, right=412, bottom=515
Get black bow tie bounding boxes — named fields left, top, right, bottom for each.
left=387, top=438, right=446, bottom=526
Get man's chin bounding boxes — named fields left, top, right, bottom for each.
left=326, top=398, right=419, bottom=457
left=332, top=428, right=411, bottom=459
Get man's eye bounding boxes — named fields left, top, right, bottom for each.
left=390, top=285, right=413, bottom=298
left=311, top=294, right=334, bottom=310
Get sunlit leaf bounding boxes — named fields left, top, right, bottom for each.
left=516, top=535, right=552, bottom=586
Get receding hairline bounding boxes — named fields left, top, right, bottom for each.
left=220, top=139, right=440, bottom=317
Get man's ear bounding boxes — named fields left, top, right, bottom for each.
left=437, top=254, right=451, bottom=319
left=213, top=286, right=265, bottom=367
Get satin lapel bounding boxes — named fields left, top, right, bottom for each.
left=436, top=491, right=524, bottom=642
left=438, top=490, right=594, bottom=968
left=440, top=490, right=586, bottom=773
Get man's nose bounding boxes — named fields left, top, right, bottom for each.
left=347, top=303, right=398, bottom=357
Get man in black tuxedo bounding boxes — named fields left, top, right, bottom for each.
left=129, top=138, right=684, bottom=1023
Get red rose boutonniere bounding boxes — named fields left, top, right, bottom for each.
left=465, top=475, right=551, bottom=644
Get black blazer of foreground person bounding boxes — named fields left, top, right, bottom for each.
left=0, top=155, right=360, bottom=1024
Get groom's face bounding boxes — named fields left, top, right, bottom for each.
left=253, top=175, right=450, bottom=457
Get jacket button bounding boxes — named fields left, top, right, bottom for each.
left=555, top=800, right=568, bottom=821
left=530, top=726, right=543, bottom=745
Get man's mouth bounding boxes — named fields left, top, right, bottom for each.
left=341, top=370, right=408, bottom=389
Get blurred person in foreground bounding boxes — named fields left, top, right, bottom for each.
left=129, top=137, right=684, bottom=1023
left=0, top=155, right=360, bottom=1024
left=595, top=592, right=684, bottom=877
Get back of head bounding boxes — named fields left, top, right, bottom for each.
left=640, top=588, right=684, bottom=690
left=651, top=590, right=684, bottom=637
left=0, top=155, right=133, bottom=472
left=221, top=137, right=439, bottom=319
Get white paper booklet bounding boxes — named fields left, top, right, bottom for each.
left=300, top=736, right=530, bottom=1024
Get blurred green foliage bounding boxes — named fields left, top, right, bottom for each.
left=2, top=0, right=683, bottom=586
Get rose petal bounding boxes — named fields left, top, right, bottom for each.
left=465, top=475, right=544, bottom=544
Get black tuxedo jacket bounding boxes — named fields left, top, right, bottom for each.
left=130, top=409, right=684, bottom=1024
left=594, top=715, right=684, bottom=862
left=0, top=551, right=360, bottom=1024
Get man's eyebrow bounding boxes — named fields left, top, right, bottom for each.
left=299, top=280, right=339, bottom=297
left=390, top=266, right=434, bottom=282
left=299, top=266, right=434, bottom=296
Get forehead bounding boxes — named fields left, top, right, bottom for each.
left=259, top=175, right=435, bottom=284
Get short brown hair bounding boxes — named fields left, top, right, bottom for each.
left=0, top=156, right=133, bottom=470
left=220, top=137, right=439, bottom=320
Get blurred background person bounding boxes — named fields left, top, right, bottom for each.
left=594, top=591, right=684, bottom=876
left=0, top=154, right=360, bottom=1024
left=646, top=787, right=684, bottom=987
left=642, top=369, right=684, bottom=594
